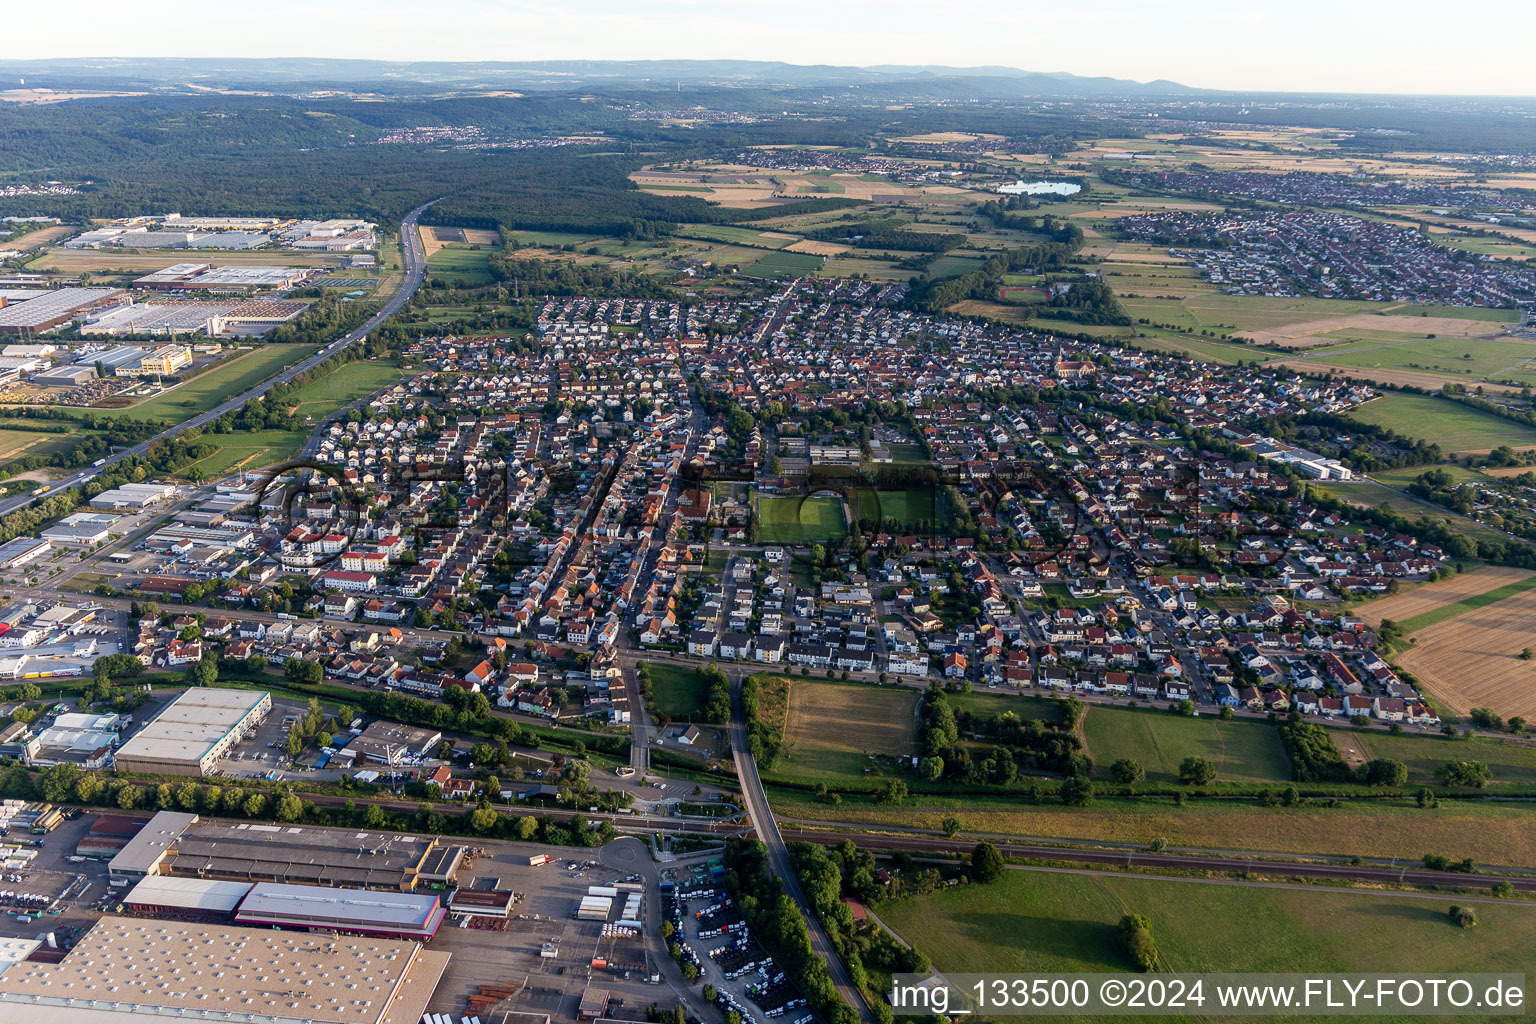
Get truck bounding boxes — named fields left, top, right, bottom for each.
left=523, top=854, right=550, bottom=867
left=92, top=458, right=106, bottom=467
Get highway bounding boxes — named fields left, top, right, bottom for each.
left=0, top=199, right=439, bottom=519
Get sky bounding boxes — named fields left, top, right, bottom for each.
left=12, top=0, right=1536, bottom=96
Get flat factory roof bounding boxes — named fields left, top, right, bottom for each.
left=114, top=687, right=269, bottom=766
left=234, top=881, right=444, bottom=937
left=0, top=916, right=450, bottom=1024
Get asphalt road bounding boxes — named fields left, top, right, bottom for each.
left=729, top=675, right=874, bottom=1024
left=0, top=200, right=439, bottom=519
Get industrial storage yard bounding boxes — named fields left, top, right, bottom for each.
left=0, top=806, right=688, bottom=1024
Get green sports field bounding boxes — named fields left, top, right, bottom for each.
left=757, top=495, right=846, bottom=544
left=1082, top=705, right=1293, bottom=785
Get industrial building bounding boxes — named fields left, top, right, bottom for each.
left=0, top=537, right=49, bottom=569
left=111, top=687, right=271, bottom=777
left=0, top=287, right=127, bottom=336
left=135, top=263, right=314, bottom=292
left=109, top=810, right=466, bottom=891
left=40, top=511, right=122, bottom=546
left=88, top=480, right=177, bottom=509
left=346, top=719, right=444, bottom=765
left=23, top=712, right=122, bottom=767
left=0, top=916, right=451, bottom=1024
left=81, top=302, right=237, bottom=337
left=123, top=875, right=253, bottom=921
left=234, top=881, right=448, bottom=940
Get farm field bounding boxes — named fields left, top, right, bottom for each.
left=644, top=663, right=711, bottom=721
left=1116, top=294, right=1452, bottom=337
left=1345, top=393, right=1536, bottom=452
left=1351, top=731, right=1536, bottom=788
left=1133, top=329, right=1263, bottom=364
left=770, top=680, right=917, bottom=783
left=677, top=224, right=798, bottom=248
left=426, top=243, right=498, bottom=286
left=880, top=871, right=1536, bottom=990
left=1282, top=335, right=1536, bottom=382
left=1081, top=705, right=1292, bottom=785
left=1355, top=565, right=1536, bottom=627
left=1396, top=585, right=1536, bottom=718
left=757, top=495, right=846, bottom=544
left=768, top=787, right=1536, bottom=864
left=1239, top=311, right=1510, bottom=350
left=1393, top=576, right=1536, bottom=633
left=744, top=249, right=822, bottom=278
left=101, top=345, right=317, bottom=420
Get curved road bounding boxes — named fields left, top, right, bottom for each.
left=729, top=677, right=874, bottom=1024
left=0, top=199, right=439, bottom=518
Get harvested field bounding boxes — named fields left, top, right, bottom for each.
left=1396, top=586, right=1536, bottom=718
left=784, top=239, right=850, bottom=256
left=629, top=165, right=921, bottom=208
left=1355, top=565, right=1536, bottom=627
left=1239, top=312, right=1505, bottom=349
left=2, top=224, right=73, bottom=249
left=775, top=680, right=918, bottom=782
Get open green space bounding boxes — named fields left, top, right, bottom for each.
left=505, top=230, right=600, bottom=247
left=178, top=428, right=307, bottom=478
left=103, top=345, right=318, bottom=421
left=949, top=689, right=1067, bottom=723
left=1082, top=705, right=1293, bottom=785
left=923, top=254, right=984, bottom=279
left=645, top=662, right=712, bottom=721
left=880, top=870, right=1536, bottom=995
left=1309, top=480, right=1512, bottom=548
left=1345, top=393, right=1536, bottom=451
left=1353, top=730, right=1536, bottom=788
left=757, top=495, right=846, bottom=545
left=1117, top=294, right=1387, bottom=334
left=0, top=428, right=71, bottom=465
left=282, top=359, right=406, bottom=421
left=1133, top=328, right=1263, bottom=365
left=745, top=250, right=822, bottom=278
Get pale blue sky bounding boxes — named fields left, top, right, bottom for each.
left=17, top=0, right=1536, bottom=96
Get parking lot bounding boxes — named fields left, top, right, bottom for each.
left=0, top=812, right=118, bottom=951
left=424, top=835, right=672, bottom=1021
left=666, top=860, right=810, bottom=1024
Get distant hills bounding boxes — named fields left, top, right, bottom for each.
left=0, top=57, right=1198, bottom=98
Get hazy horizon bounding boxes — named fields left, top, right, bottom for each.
left=8, top=0, right=1535, bottom=98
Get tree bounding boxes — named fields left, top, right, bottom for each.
left=1436, top=760, right=1493, bottom=788
left=1115, top=914, right=1159, bottom=971
left=1178, top=756, right=1216, bottom=785
left=274, top=791, right=303, bottom=822
left=1110, top=758, right=1145, bottom=786
left=1060, top=775, right=1094, bottom=806
left=242, top=792, right=267, bottom=818
left=876, top=779, right=908, bottom=805
left=916, top=755, right=944, bottom=781
left=1361, top=758, right=1408, bottom=787
left=471, top=804, right=500, bottom=833
left=1448, top=905, right=1477, bottom=929
left=940, top=816, right=962, bottom=838
left=970, top=841, right=1004, bottom=883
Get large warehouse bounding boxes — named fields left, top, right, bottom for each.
left=112, top=688, right=271, bottom=776
left=108, top=810, right=465, bottom=890
left=0, top=916, right=450, bottom=1024
left=0, top=287, right=127, bottom=335
left=234, top=881, right=448, bottom=940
